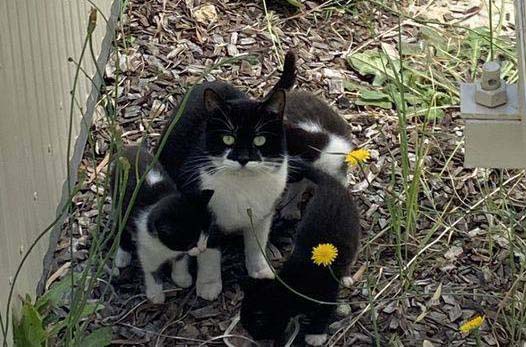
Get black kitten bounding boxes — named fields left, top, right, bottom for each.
left=156, top=52, right=296, bottom=301
left=241, top=165, right=360, bottom=346
left=110, top=145, right=214, bottom=303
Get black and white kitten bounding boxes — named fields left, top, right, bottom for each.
left=282, top=90, right=353, bottom=219
left=157, top=54, right=296, bottom=301
left=241, top=165, right=360, bottom=346
left=110, top=145, right=214, bottom=303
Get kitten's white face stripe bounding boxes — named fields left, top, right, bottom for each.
left=145, top=169, right=164, bottom=186
left=314, top=134, right=351, bottom=185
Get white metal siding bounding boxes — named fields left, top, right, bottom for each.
left=0, top=0, right=116, bottom=325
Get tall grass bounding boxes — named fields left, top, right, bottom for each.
left=327, top=0, right=525, bottom=345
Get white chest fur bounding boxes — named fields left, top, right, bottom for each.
left=200, top=161, right=288, bottom=231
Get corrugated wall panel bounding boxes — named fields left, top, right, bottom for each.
left=0, top=0, right=117, bottom=336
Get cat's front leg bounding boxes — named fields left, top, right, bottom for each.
left=171, top=255, right=192, bottom=288
left=196, top=248, right=222, bottom=300
left=244, top=217, right=275, bottom=279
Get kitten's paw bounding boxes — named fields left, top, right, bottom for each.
left=172, top=272, right=193, bottom=288
left=187, top=247, right=201, bottom=257
left=280, top=205, right=301, bottom=220
left=146, top=285, right=165, bottom=304
left=196, top=279, right=222, bottom=301
left=342, top=276, right=354, bottom=288
left=305, top=334, right=328, bottom=346
left=111, top=266, right=120, bottom=277
left=115, top=248, right=132, bottom=268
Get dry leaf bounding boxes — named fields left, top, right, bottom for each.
left=444, top=246, right=463, bottom=260
left=193, top=4, right=218, bottom=24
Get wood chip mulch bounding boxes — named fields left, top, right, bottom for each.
left=46, top=0, right=526, bottom=346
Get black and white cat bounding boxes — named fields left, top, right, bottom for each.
left=157, top=53, right=297, bottom=301
left=110, top=145, right=214, bottom=303
left=282, top=90, right=353, bottom=219
left=240, top=165, right=360, bottom=346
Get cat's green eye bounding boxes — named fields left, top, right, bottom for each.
left=223, top=135, right=235, bottom=145
left=253, top=135, right=266, bottom=147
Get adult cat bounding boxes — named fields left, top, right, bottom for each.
left=157, top=53, right=296, bottom=300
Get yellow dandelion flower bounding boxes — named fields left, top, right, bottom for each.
left=345, top=148, right=370, bottom=166
left=311, top=243, right=338, bottom=267
left=459, top=315, right=484, bottom=333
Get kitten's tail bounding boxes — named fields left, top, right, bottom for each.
left=264, top=51, right=297, bottom=99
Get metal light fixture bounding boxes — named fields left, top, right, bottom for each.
left=460, top=0, right=526, bottom=168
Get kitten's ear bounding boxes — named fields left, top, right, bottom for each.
left=199, top=189, right=215, bottom=206
left=261, top=89, right=286, bottom=119
left=203, top=88, right=226, bottom=113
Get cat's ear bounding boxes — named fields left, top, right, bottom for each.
left=203, top=88, right=227, bottom=113
left=199, top=189, right=215, bottom=206
left=260, top=89, right=285, bottom=119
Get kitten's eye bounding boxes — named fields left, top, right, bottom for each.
left=253, top=136, right=266, bottom=147
left=222, top=135, right=235, bottom=145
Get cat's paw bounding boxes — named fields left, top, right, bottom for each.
left=196, top=279, right=222, bottom=301
left=115, top=248, right=132, bottom=268
left=305, top=334, right=328, bottom=346
left=145, top=285, right=165, bottom=304
left=172, top=272, right=193, bottom=288
left=280, top=205, right=301, bottom=220
left=342, top=276, right=354, bottom=288
left=247, top=262, right=275, bottom=279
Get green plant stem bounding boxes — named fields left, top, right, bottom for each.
left=246, top=209, right=343, bottom=306
left=261, top=0, right=283, bottom=66
left=2, top=187, right=79, bottom=346
left=65, top=11, right=95, bottom=342
left=475, top=328, right=482, bottom=346
left=488, top=0, right=494, bottom=60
